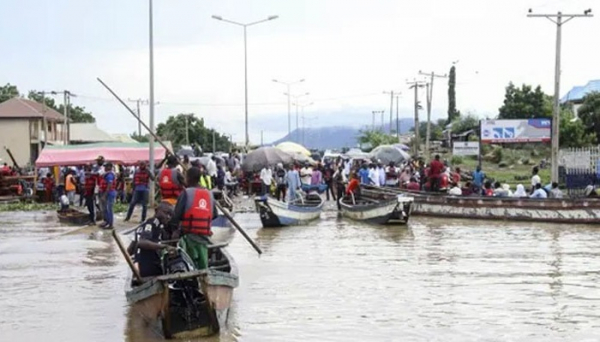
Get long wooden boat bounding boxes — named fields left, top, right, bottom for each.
left=56, top=208, right=90, bottom=225
left=254, top=194, right=324, bottom=227
left=366, top=186, right=600, bottom=224
left=125, top=242, right=238, bottom=339
left=340, top=188, right=413, bottom=225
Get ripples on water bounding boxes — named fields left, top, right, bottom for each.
left=1, top=211, right=600, bottom=341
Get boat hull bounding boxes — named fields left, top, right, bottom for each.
left=56, top=209, right=89, bottom=225
left=340, top=196, right=412, bottom=225
left=407, top=194, right=600, bottom=224
left=125, top=248, right=238, bottom=339
left=254, top=196, right=323, bottom=227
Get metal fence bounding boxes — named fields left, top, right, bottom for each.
left=558, top=146, right=600, bottom=196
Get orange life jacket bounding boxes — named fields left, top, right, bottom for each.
left=134, top=169, right=150, bottom=186
left=181, top=188, right=213, bottom=236
left=65, top=174, right=76, bottom=191
left=159, top=168, right=182, bottom=199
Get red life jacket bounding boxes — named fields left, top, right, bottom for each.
left=134, top=169, right=150, bottom=186
left=181, top=188, right=213, bottom=236
left=99, top=172, right=114, bottom=192
left=485, top=188, right=494, bottom=196
left=84, top=174, right=97, bottom=196
left=159, top=168, right=182, bottom=199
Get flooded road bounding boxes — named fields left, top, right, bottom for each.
left=1, top=210, right=600, bottom=341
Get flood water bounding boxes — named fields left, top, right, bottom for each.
left=1, top=209, right=600, bottom=341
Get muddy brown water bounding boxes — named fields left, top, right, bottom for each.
left=1, top=210, right=600, bottom=342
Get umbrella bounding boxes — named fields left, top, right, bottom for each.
left=370, top=145, right=411, bottom=165
left=276, top=141, right=311, bottom=157
left=393, top=143, right=411, bottom=152
left=242, top=147, right=294, bottom=172
left=290, top=152, right=317, bottom=166
left=344, top=148, right=370, bottom=159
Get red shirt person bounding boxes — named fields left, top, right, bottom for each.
left=428, top=155, right=445, bottom=192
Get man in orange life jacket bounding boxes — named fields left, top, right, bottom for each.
left=125, top=161, right=155, bottom=223
left=171, top=166, right=218, bottom=270
left=83, top=164, right=98, bottom=224
left=158, top=156, right=185, bottom=206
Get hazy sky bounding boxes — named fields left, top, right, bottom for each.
left=1, top=0, right=598, bottom=143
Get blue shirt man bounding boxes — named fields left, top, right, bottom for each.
left=472, top=167, right=485, bottom=188
left=359, top=166, right=370, bottom=185
left=530, top=184, right=548, bottom=199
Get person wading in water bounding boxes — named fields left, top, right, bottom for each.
left=171, top=167, right=219, bottom=270
left=158, top=155, right=185, bottom=206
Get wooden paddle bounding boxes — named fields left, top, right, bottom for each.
left=112, top=229, right=143, bottom=283
left=97, top=77, right=263, bottom=255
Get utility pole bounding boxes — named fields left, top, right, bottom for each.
left=185, top=115, right=189, bottom=145
left=408, top=80, right=426, bottom=156
left=212, top=130, right=216, bottom=152
left=527, top=8, right=593, bottom=183
left=149, top=0, right=156, bottom=207
left=273, top=79, right=305, bottom=136
left=260, top=130, right=264, bottom=146
left=383, top=91, right=401, bottom=134
left=286, top=92, right=309, bottom=142
left=41, top=92, right=48, bottom=149
left=419, top=70, right=447, bottom=159
left=371, top=110, right=384, bottom=132
left=396, top=95, right=400, bottom=140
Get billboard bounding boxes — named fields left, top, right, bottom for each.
left=453, top=141, right=480, bottom=156
left=480, top=119, right=551, bottom=143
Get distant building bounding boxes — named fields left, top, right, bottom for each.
left=561, top=79, right=600, bottom=116
left=0, top=98, right=66, bottom=166
left=69, top=123, right=116, bottom=144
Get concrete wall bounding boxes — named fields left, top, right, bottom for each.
left=0, top=119, right=31, bottom=167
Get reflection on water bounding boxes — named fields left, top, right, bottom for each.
left=1, top=211, right=600, bottom=342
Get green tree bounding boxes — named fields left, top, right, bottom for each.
left=0, top=83, right=19, bottom=103
left=559, top=109, right=596, bottom=147
left=450, top=113, right=480, bottom=134
left=498, top=83, right=551, bottom=119
left=130, top=132, right=149, bottom=143
left=413, top=121, right=444, bottom=141
left=28, top=90, right=96, bottom=123
left=447, top=66, right=460, bottom=123
left=357, top=130, right=397, bottom=151
left=156, top=113, right=232, bottom=151
left=577, top=92, right=600, bottom=144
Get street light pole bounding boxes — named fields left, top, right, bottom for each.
left=528, top=8, right=593, bottom=183
left=212, top=14, right=279, bottom=149
left=285, top=92, right=309, bottom=142
left=273, top=78, right=305, bottom=136
left=148, top=0, right=156, bottom=206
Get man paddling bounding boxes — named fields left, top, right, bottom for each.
left=171, top=167, right=219, bottom=270
left=127, top=202, right=176, bottom=278
left=158, top=155, right=185, bottom=206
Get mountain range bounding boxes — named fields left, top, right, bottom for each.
left=270, top=118, right=414, bottom=150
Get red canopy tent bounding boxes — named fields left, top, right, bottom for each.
left=35, top=142, right=172, bottom=167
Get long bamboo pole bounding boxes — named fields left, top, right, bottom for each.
left=97, top=78, right=262, bottom=255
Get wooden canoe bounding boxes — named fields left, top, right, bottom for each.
left=365, top=186, right=600, bottom=224
left=125, top=243, right=238, bottom=339
left=340, top=188, right=413, bottom=225
left=254, top=194, right=324, bottom=227
left=56, top=208, right=90, bottom=225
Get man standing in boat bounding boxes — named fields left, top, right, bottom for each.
left=172, top=167, right=219, bottom=270
left=125, top=161, right=154, bottom=223
left=159, top=155, right=185, bottom=206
